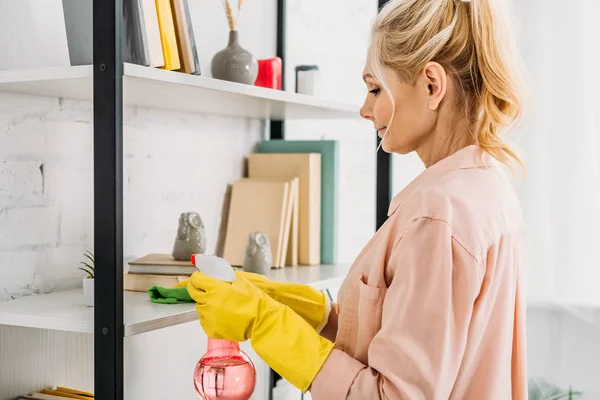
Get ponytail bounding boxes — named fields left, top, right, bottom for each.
left=469, top=0, right=528, bottom=175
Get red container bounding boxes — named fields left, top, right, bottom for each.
left=254, top=57, right=282, bottom=89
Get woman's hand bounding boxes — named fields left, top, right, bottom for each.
left=187, top=271, right=335, bottom=392
left=234, top=270, right=331, bottom=331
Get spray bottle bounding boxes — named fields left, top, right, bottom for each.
left=191, top=254, right=256, bottom=400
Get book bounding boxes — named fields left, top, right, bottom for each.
left=140, top=0, right=165, bottom=67
left=222, top=178, right=292, bottom=267
left=170, top=0, right=197, bottom=74
left=248, top=153, right=321, bottom=265
left=155, top=0, right=180, bottom=70
left=258, top=140, right=339, bottom=264
left=55, top=387, right=93, bottom=398
left=124, top=273, right=188, bottom=291
left=19, top=386, right=93, bottom=399
left=19, top=394, right=70, bottom=400
left=20, top=394, right=71, bottom=400
left=127, top=253, right=196, bottom=275
left=283, top=177, right=299, bottom=267
left=123, top=0, right=151, bottom=66
left=277, top=177, right=299, bottom=267
left=31, top=0, right=161, bottom=68
left=180, top=0, right=201, bottom=75
left=42, top=388, right=93, bottom=399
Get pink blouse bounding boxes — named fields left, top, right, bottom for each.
left=311, top=145, right=527, bottom=399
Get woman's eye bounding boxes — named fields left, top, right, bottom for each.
left=369, top=88, right=380, bottom=95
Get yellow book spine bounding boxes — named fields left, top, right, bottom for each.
left=56, top=387, right=94, bottom=398
left=155, top=0, right=180, bottom=70
left=42, top=389, right=93, bottom=399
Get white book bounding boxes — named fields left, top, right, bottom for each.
left=140, top=0, right=164, bottom=68
left=0, top=0, right=71, bottom=70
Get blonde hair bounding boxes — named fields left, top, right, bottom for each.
left=367, top=0, right=529, bottom=174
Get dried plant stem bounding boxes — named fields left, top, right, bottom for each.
left=222, top=0, right=246, bottom=31
left=223, top=0, right=236, bottom=30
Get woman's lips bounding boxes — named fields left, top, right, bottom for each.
left=377, top=127, right=387, bottom=137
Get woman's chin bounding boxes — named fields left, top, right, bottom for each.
left=381, top=140, right=413, bottom=155
left=381, top=139, right=399, bottom=154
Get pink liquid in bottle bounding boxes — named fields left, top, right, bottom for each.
left=194, top=338, right=256, bottom=400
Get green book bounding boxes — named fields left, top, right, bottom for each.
left=258, top=140, right=338, bottom=264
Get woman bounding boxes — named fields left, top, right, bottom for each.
left=188, top=0, right=529, bottom=398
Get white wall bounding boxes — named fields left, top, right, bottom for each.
left=527, top=307, right=600, bottom=399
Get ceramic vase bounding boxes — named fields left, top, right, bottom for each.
left=83, top=277, right=94, bottom=307
left=211, top=30, right=258, bottom=84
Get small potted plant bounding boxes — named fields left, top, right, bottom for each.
left=79, top=250, right=95, bottom=307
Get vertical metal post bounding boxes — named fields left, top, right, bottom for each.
left=376, top=0, right=392, bottom=230
left=268, top=2, right=286, bottom=398
left=270, top=0, right=286, bottom=140
left=93, top=0, right=124, bottom=398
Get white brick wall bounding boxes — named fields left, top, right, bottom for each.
left=0, top=92, right=264, bottom=298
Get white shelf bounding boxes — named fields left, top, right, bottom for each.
left=266, top=262, right=351, bottom=291
left=0, top=264, right=350, bottom=336
left=0, top=63, right=360, bottom=120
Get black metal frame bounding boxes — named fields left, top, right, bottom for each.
left=270, top=0, right=286, bottom=140
left=267, top=1, right=287, bottom=395
left=90, top=0, right=390, bottom=397
left=376, top=0, right=392, bottom=231
left=93, top=0, right=124, bottom=399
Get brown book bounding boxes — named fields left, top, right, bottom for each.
left=222, top=178, right=291, bottom=267
left=248, top=153, right=321, bottom=265
left=279, top=177, right=299, bottom=267
left=124, top=273, right=188, bottom=292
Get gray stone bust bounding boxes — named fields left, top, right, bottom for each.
left=172, top=212, right=207, bottom=261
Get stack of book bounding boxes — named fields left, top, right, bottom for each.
left=220, top=139, right=340, bottom=268
left=1, top=0, right=201, bottom=74
left=18, top=386, right=93, bottom=400
left=124, top=253, right=195, bottom=292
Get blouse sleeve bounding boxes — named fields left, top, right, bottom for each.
left=310, top=217, right=483, bottom=399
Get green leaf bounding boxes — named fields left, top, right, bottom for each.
left=78, top=267, right=94, bottom=278
left=84, top=251, right=95, bottom=266
left=80, top=261, right=94, bottom=271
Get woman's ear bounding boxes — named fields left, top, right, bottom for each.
left=422, top=61, right=447, bottom=111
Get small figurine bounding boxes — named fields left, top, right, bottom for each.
left=172, top=212, right=207, bottom=261
left=242, top=232, right=272, bottom=275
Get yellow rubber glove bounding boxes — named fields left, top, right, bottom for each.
left=177, top=271, right=330, bottom=331
left=187, top=271, right=334, bottom=392
left=234, top=270, right=330, bottom=331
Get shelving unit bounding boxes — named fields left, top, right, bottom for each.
left=0, top=264, right=351, bottom=338
left=0, top=0, right=385, bottom=399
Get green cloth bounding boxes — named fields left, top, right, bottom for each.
left=148, top=285, right=194, bottom=304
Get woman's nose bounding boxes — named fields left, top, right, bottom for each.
left=360, top=101, right=373, bottom=121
